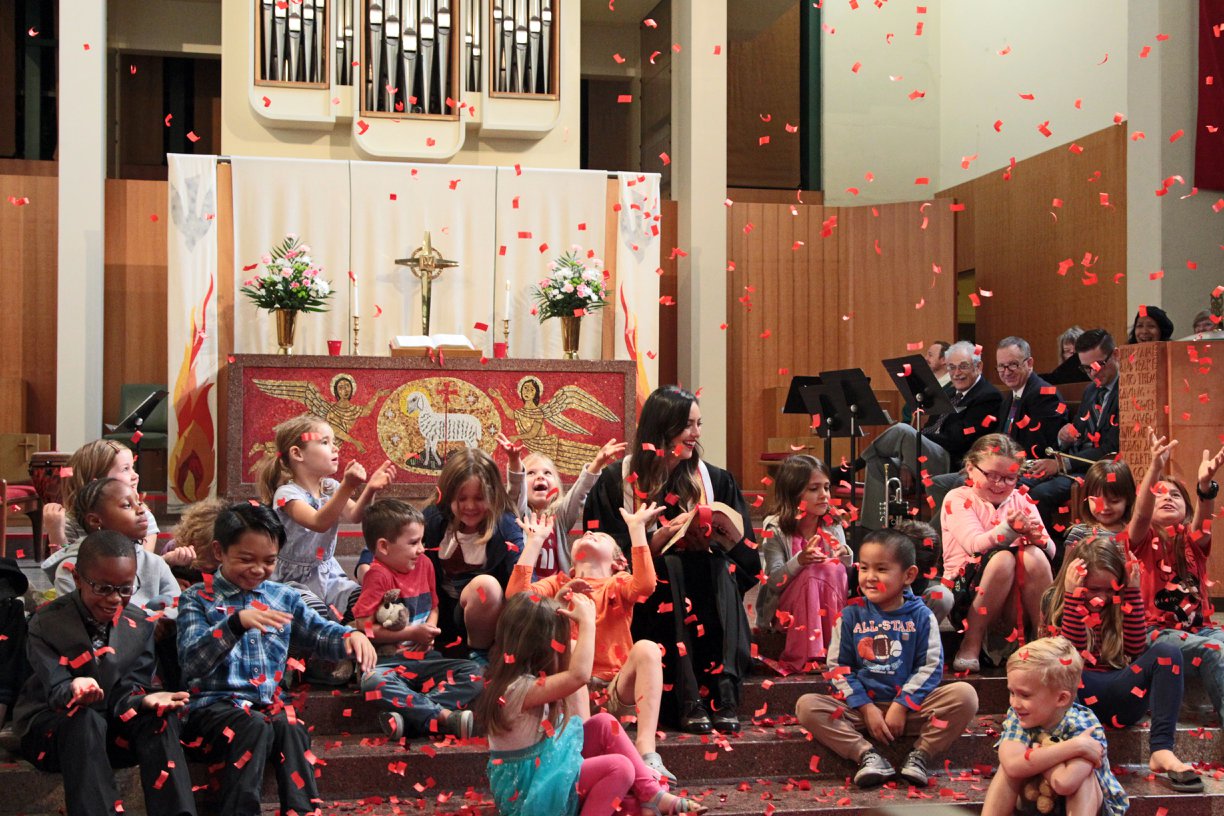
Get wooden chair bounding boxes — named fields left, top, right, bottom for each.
left=1, top=479, right=41, bottom=559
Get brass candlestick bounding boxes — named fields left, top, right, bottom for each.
left=502, top=317, right=510, bottom=355
left=352, top=315, right=360, bottom=355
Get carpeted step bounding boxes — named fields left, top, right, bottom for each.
left=4, top=715, right=1217, bottom=815
left=270, top=774, right=1224, bottom=816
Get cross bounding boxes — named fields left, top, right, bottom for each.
left=435, top=380, right=460, bottom=410
left=395, top=231, right=460, bottom=335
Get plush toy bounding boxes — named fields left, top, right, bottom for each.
left=374, top=589, right=409, bottom=631
left=1015, top=733, right=1064, bottom=816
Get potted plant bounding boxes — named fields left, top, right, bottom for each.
left=530, top=247, right=608, bottom=359
left=239, top=234, right=333, bottom=354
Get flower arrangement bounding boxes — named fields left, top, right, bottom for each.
left=530, top=247, right=609, bottom=321
left=240, top=234, right=333, bottom=313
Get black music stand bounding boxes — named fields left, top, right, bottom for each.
left=782, top=375, right=824, bottom=416
left=818, top=369, right=891, bottom=472
left=105, top=389, right=169, bottom=473
left=882, top=355, right=954, bottom=510
left=797, top=381, right=836, bottom=467
left=1041, top=354, right=1091, bottom=386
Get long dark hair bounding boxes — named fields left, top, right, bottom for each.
left=767, top=454, right=831, bottom=538
left=629, top=386, right=702, bottom=508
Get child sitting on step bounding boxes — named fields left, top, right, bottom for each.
left=983, top=636, right=1128, bottom=816
left=353, top=499, right=483, bottom=741
left=757, top=454, right=851, bottom=675
left=508, top=504, right=676, bottom=784
left=501, top=433, right=627, bottom=580
left=795, top=529, right=978, bottom=789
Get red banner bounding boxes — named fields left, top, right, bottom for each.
left=1197, top=0, right=1224, bottom=190
left=224, top=356, right=636, bottom=500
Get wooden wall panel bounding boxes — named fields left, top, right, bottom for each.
left=103, top=179, right=169, bottom=424
left=938, top=126, right=1128, bottom=375
left=841, top=203, right=956, bottom=388
left=0, top=174, right=58, bottom=437
left=726, top=200, right=954, bottom=486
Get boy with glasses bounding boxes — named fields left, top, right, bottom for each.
left=13, top=530, right=197, bottom=816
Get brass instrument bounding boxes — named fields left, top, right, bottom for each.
left=883, top=462, right=905, bottom=528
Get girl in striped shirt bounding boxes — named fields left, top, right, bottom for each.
left=1040, top=535, right=1200, bottom=791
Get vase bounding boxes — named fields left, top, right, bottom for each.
left=274, top=309, right=298, bottom=355
left=559, top=316, right=581, bottom=359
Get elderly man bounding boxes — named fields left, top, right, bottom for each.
left=1023, top=328, right=1121, bottom=539
left=859, top=340, right=1002, bottom=530
left=926, top=337, right=1064, bottom=513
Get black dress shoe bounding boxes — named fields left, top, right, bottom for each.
left=709, top=704, right=740, bottom=733
left=680, top=701, right=713, bottom=734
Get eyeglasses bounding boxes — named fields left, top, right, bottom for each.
left=1078, top=355, right=1113, bottom=375
left=80, top=574, right=141, bottom=599
left=948, top=362, right=977, bottom=373
left=971, top=464, right=1019, bottom=486
left=996, top=360, right=1030, bottom=375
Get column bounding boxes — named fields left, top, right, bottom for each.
left=672, top=0, right=728, bottom=463
left=56, top=1, right=106, bottom=449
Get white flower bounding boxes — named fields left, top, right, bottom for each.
left=314, top=279, right=330, bottom=295
left=577, top=284, right=592, bottom=298
left=562, top=283, right=575, bottom=293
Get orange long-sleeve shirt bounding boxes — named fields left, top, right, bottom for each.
left=506, top=546, right=656, bottom=681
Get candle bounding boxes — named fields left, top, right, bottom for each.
left=351, top=279, right=359, bottom=317
left=504, top=280, right=512, bottom=316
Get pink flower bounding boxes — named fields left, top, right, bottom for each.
left=290, top=281, right=301, bottom=289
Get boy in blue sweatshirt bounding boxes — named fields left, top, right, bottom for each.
left=795, top=529, right=978, bottom=789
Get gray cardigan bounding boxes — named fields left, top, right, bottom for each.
left=755, top=513, right=850, bottom=629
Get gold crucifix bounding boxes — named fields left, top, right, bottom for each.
left=395, top=231, right=460, bottom=335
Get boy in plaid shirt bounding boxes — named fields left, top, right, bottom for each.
left=177, top=503, right=376, bottom=816
left=983, top=636, right=1127, bottom=816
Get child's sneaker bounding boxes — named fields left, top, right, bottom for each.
left=854, top=749, right=896, bottom=788
left=442, top=709, right=475, bottom=739
left=379, top=711, right=405, bottom=740
left=899, top=749, right=929, bottom=787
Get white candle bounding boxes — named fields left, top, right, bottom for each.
left=351, top=279, right=359, bottom=317
left=504, top=280, right=512, bottom=316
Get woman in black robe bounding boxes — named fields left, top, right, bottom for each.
left=584, top=386, right=756, bottom=734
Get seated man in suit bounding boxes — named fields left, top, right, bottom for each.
left=926, top=336, right=1065, bottom=513
left=1022, top=328, right=1121, bottom=544
left=859, top=341, right=1002, bottom=530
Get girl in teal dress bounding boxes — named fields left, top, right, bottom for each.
left=475, top=590, right=707, bottom=815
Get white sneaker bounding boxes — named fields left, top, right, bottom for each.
left=379, top=711, right=405, bottom=740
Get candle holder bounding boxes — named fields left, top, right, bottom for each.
left=495, top=317, right=510, bottom=359
left=352, top=315, right=360, bottom=355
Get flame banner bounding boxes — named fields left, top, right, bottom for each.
left=167, top=154, right=220, bottom=508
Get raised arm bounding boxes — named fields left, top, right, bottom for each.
left=1192, top=446, right=1224, bottom=536
left=522, top=591, right=596, bottom=708
left=280, top=465, right=365, bottom=533
left=344, top=461, right=398, bottom=523
left=1127, top=428, right=1177, bottom=546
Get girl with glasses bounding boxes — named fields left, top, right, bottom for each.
left=940, top=434, right=1054, bottom=673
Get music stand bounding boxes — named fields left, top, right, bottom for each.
left=882, top=355, right=953, bottom=511
left=797, top=381, right=836, bottom=466
left=105, top=389, right=169, bottom=475
left=817, top=369, right=891, bottom=471
left=1040, top=354, right=1091, bottom=386
left=782, top=375, right=823, bottom=416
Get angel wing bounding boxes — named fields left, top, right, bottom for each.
left=537, top=385, right=620, bottom=436
left=252, top=378, right=331, bottom=418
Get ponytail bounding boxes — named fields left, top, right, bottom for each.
left=258, top=415, right=327, bottom=504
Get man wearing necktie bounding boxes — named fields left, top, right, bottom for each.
left=859, top=341, right=1002, bottom=530
left=1023, top=328, right=1121, bottom=542
left=926, top=337, right=1065, bottom=515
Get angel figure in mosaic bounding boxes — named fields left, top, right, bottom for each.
left=489, top=376, right=619, bottom=474
left=252, top=373, right=391, bottom=453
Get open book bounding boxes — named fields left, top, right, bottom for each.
left=389, top=334, right=482, bottom=358
left=660, top=501, right=746, bottom=554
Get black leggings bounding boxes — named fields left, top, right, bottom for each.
left=1078, top=641, right=1183, bottom=752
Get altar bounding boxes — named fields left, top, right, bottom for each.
left=221, top=355, right=636, bottom=501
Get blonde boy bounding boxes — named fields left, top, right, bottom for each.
left=984, top=637, right=1127, bottom=816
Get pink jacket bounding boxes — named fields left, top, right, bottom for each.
left=940, top=486, right=1053, bottom=580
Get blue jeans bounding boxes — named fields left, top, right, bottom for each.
left=1078, top=641, right=1183, bottom=752
left=359, top=651, right=484, bottom=734
left=1149, top=626, right=1224, bottom=716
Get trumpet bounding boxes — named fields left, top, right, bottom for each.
left=882, top=462, right=905, bottom=528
